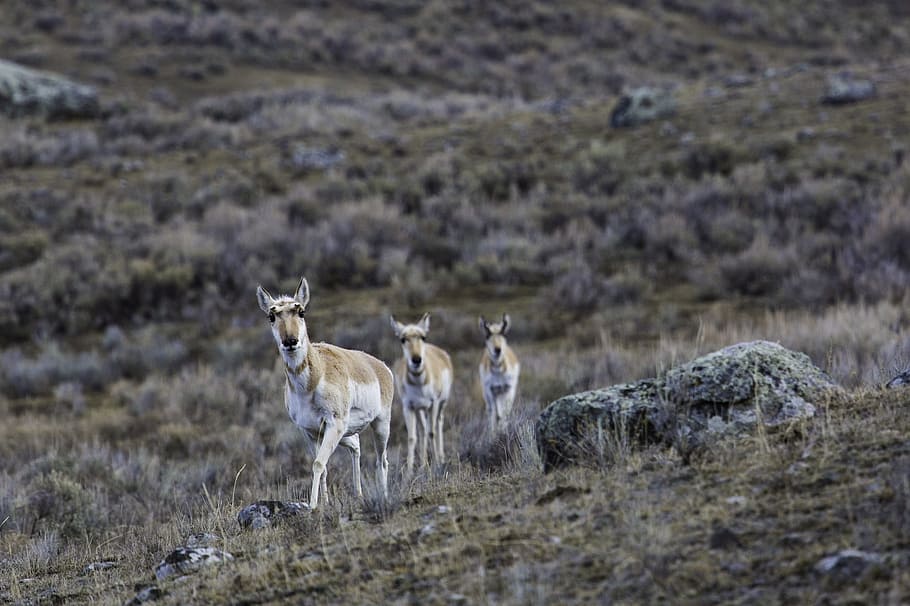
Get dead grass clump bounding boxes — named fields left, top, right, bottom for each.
left=719, top=233, right=794, bottom=297
left=0, top=344, right=110, bottom=398
left=459, top=401, right=541, bottom=473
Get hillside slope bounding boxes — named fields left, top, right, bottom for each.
left=1, top=1, right=910, bottom=604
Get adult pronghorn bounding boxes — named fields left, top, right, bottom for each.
left=390, top=313, right=453, bottom=474
left=478, top=314, right=520, bottom=434
left=257, top=277, right=393, bottom=509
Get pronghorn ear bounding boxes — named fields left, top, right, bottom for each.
left=418, top=312, right=431, bottom=334
left=294, top=277, right=310, bottom=310
left=256, top=285, right=274, bottom=313
left=501, top=314, right=511, bottom=335
left=390, top=315, right=404, bottom=337
left=479, top=316, right=491, bottom=337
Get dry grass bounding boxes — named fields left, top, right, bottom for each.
left=3, top=0, right=910, bottom=603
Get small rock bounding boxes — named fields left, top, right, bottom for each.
left=885, top=368, right=910, bottom=388
left=419, top=523, right=435, bottom=538
left=815, top=549, right=884, bottom=581
left=709, top=525, right=743, bottom=550
left=725, top=496, right=747, bottom=507
left=822, top=74, right=876, bottom=105
left=84, top=561, right=116, bottom=573
left=288, top=145, right=345, bottom=172
left=237, top=500, right=309, bottom=530
left=723, top=74, right=754, bottom=88
left=125, top=584, right=163, bottom=605
left=609, top=87, right=677, bottom=128
left=154, top=547, right=233, bottom=581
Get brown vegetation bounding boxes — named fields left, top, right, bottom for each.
left=1, top=0, right=910, bottom=603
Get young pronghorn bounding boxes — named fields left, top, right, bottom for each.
left=390, top=313, right=453, bottom=474
left=478, top=314, right=520, bottom=434
left=257, top=277, right=393, bottom=509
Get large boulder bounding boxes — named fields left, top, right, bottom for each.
left=537, top=341, right=840, bottom=471
left=0, top=59, right=99, bottom=119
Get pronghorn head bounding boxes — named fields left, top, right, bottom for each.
left=479, top=314, right=510, bottom=363
left=390, top=313, right=431, bottom=373
left=257, top=277, right=311, bottom=367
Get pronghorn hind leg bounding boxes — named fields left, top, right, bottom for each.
left=371, top=411, right=391, bottom=497
left=310, top=423, right=344, bottom=509
left=340, top=434, right=362, bottom=498
left=403, top=404, right=417, bottom=476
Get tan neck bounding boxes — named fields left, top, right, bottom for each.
left=284, top=337, right=322, bottom=392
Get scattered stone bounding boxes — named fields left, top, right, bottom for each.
left=822, top=74, right=876, bottom=105
left=418, top=523, right=436, bottom=538
left=609, top=87, right=677, bottom=128
left=125, top=584, right=163, bottom=605
left=725, top=496, right=747, bottom=507
left=83, top=560, right=116, bottom=573
left=885, top=368, right=910, bottom=388
left=537, top=341, right=840, bottom=471
left=185, top=532, right=220, bottom=549
left=815, top=549, right=885, bottom=583
left=154, top=547, right=233, bottom=581
left=237, top=500, right=309, bottom=530
left=0, top=59, right=99, bottom=119
left=288, top=145, right=345, bottom=172
left=723, top=74, right=754, bottom=88
left=709, top=526, right=743, bottom=550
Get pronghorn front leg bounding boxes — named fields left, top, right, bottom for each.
left=437, top=400, right=447, bottom=464
left=495, top=394, right=508, bottom=432
left=429, top=400, right=440, bottom=465
left=417, top=408, right=430, bottom=468
left=403, top=404, right=417, bottom=476
left=340, top=434, right=362, bottom=498
left=310, top=422, right=345, bottom=509
left=485, top=388, right=497, bottom=434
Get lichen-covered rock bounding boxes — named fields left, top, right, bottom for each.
left=154, top=547, right=233, bottom=580
left=237, top=500, right=309, bottom=530
left=0, top=59, right=99, bottom=119
left=609, top=87, right=676, bottom=128
left=663, top=341, right=835, bottom=447
left=537, top=341, right=840, bottom=471
left=536, top=379, right=664, bottom=472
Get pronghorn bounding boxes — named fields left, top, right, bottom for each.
left=257, top=277, right=393, bottom=509
left=390, top=313, right=453, bottom=474
left=478, top=314, right=520, bottom=434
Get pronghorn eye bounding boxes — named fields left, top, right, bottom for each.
left=400, top=338, right=406, bottom=344
left=268, top=312, right=276, bottom=323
